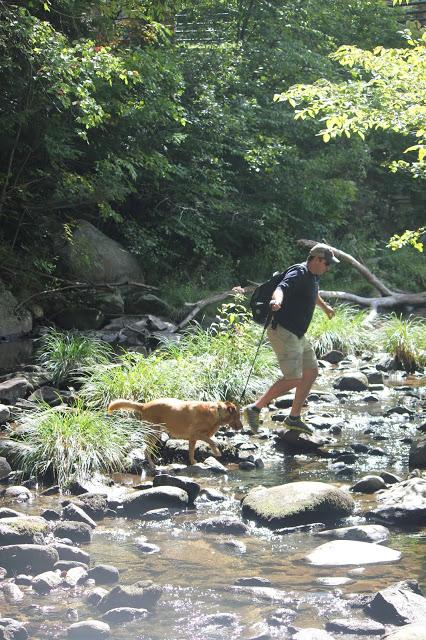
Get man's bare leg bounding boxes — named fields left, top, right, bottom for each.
left=290, top=367, right=318, bottom=416
left=254, top=376, right=301, bottom=410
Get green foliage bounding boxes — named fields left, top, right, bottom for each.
left=36, top=329, right=113, bottom=385
left=388, top=227, right=425, bottom=252
left=14, top=400, right=155, bottom=486
left=80, top=301, right=278, bottom=406
left=307, top=304, right=369, bottom=356
left=375, top=313, right=426, bottom=371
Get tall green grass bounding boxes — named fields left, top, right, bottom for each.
left=36, top=329, right=113, bottom=385
left=80, top=303, right=278, bottom=407
left=15, top=401, right=154, bottom=486
left=375, top=313, right=426, bottom=372
left=308, top=304, right=369, bottom=356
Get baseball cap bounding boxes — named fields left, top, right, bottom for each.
left=308, top=243, right=340, bottom=264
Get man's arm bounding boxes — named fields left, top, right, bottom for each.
left=270, top=286, right=284, bottom=311
left=316, top=294, right=335, bottom=319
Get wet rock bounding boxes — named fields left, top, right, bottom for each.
left=0, top=378, right=32, bottom=404
left=386, top=406, right=415, bottom=416
left=101, top=607, right=148, bottom=625
left=97, top=581, right=162, bottom=612
left=135, top=540, right=160, bottom=554
left=220, top=539, right=246, bottom=553
left=14, top=574, right=32, bottom=586
left=234, top=577, right=271, bottom=587
left=306, top=540, right=401, bottom=566
left=368, top=446, right=386, bottom=455
left=0, top=509, right=22, bottom=519
left=40, top=485, right=60, bottom=496
left=142, top=508, right=171, bottom=521
left=291, top=629, right=335, bottom=640
left=365, top=580, right=426, bottom=625
left=153, top=473, right=200, bottom=503
left=315, top=524, right=390, bottom=544
left=367, top=477, right=426, bottom=525
left=334, top=452, right=357, bottom=464
left=241, top=481, right=354, bottom=529
left=325, top=618, right=385, bottom=635
left=380, top=471, right=402, bottom=485
left=62, top=504, right=97, bottom=529
left=274, top=523, right=325, bottom=536
left=0, top=458, right=12, bottom=482
left=32, top=569, right=62, bottom=594
left=183, top=456, right=227, bottom=476
left=88, top=565, right=119, bottom=585
left=3, top=486, right=32, bottom=501
left=307, top=391, right=338, bottom=403
left=195, top=515, right=249, bottom=535
left=41, top=509, right=61, bottom=521
left=334, top=372, right=369, bottom=392
left=274, top=429, right=326, bottom=454
left=0, top=618, right=28, bottom=640
left=366, top=371, right=384, bottom=384
left=53, top=520, right=93, bottom=543
left=122, top=486, right=188, bottom=517
left=322, top=350, right=344, bottom=364
left=350, top=443, right=369, bottom=454
left=2, top=582, right=24, bottom=602
left=52, top=542, right=90, bottom=565
left=198, top=488, right=227, bottom=502
left=55, top=560, right=89, bottom=571
left=267, top=607, right=296, bottom=626
left=86, top=587, right=108, bottom=606
left=77, top=493, right=109, bottom=520
left=385, top=623, right=426, bottom=639
left=0, top=544, right=59, bottom=573
left=350, top=475, right=388, bottom=493
left=275, top=394, right=295, bottom=409
left=204, top=613, right=238, bottom=627
left=309, top=416, right=343, bottom=430
left=64, top=566, right=88, bottom=587
left=239, top=460, right=256, bottom=470
left=362, top=394, right=379, bottom=403
left=0, top=405, right=11, bottom=424
left=0, top=516, right=48, bottom=545
left=409, top=436, right=426, bottom=468
left=67, top=619, right=111, bottom=639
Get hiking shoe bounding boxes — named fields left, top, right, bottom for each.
left=283, top=415, right=314, bottom=435
left=243, top=404, right=261, bottom=431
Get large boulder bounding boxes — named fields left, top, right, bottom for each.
left=121, top=486, right=188, bottom=517
left=365, top=580, right=426, bottom=625
left=0, top=544, right=59, bottom=573
left=58, top=220, right=144, bottom=284
left=241, top=481, right=354, bottom=529
left=0, top=284, right=32, bottom=338
left=0, top=516, right=49, bottom=545
left=333, top=372, right=369, bottom=392
left=385, top=623, right=426, bottom=639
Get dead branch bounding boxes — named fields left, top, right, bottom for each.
left=174, top=286, right=256, bottom=332
left=298, top=238, right=426, bottom=309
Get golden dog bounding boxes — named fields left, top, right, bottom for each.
left=108, top=398, right=243, bottom=467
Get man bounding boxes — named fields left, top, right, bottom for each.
left=243, top=243, right=339, bottom=434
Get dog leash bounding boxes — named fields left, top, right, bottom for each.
left=239, top=311, right=272, bottom=405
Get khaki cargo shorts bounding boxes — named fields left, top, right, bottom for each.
left=267, top=324, right=318, bottom=379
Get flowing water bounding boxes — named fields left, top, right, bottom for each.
left=1, top=370, right=425, bottom=639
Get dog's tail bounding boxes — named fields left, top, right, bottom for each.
left=108, top=399, right=145, bottom=415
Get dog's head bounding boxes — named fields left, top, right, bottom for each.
left=219, top=401, right=243, bottom=430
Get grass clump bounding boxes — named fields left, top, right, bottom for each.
left=375, top=313, right=426, bottom=372
left=36, top=329, right=113, bottom=385
left=15, top=401, right=154, bottom=486
left=80, top=301, right=278, bottom=407
left=308, top=304, right=369, bottom=357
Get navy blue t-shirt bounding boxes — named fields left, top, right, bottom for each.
left=274, top=262, right=319, bottom=338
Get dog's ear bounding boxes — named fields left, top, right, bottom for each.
left=224, top=401, right=236, bottom=413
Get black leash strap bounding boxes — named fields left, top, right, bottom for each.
left=239, top=311, right=272, bottom=405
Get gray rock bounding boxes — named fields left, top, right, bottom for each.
left=27, top=386, right=63, bottom=406
left=55, top=560, right=89, bottom=572
left=350, top=475, right=388, bottom=493
left=220, top=539, right=246, bottom=553
left=86, top=587, right=108, bottom=606
left=32, top=570, right=63, bottom=594
left=198, top=488, right=227, bottom=502
left=0, top=544, right=59, bottom=573
left=41, top=509, right=61, bottom=521
left=77, top=493, right=108, bottom=520
left=152, top=473, right=200, bottom=503
left=368, top=477, right=426, bottom=525
left=315, top=524, right=390, bottom=544
left=2, top=582, right=24, bottom=602
left=2, top=486, right=32, bottom=500
left=306, top=540, right=401, bottom=566
left=185, top=456, right=227, bottom=475
left=241, top=481, right=354, bottom=529
left=122, top=486, right=188, bottom=517
left=64, top=566, right=88, bottom=587
left=292, top=629, right=335, bottom=640
left=52, top=543, right=90, bottom=565
left=384, top=623, right=426, bottom=639
left=67, top=619, right=111, bottom=639
left=0, top=508, right=22, bottom=518
left=0, top=378, right=32, bottom=404
left=234, top=577, right=271, bottom=587
left=204, top=613, right=239, bottom=627
left=321, top=350, right=344, bottom=364
left=0, top=405, right=11, bottom=424
left=62, top=504, right=97, bottom=529
left=0, top=285, right=32, bottom=339
left=97, top=581, right=162, bottom=612
left=0, top=515, right=48, bottom=545
left=334, top=372, right=369, bottom=392
left=101, top=607, right=148, bottom=625
left=53, top=520, right=93, bottom=543
left=326, top=618, right=385, bottom=635
left=365, top=580, right=426, bottom=625
left=88, top=565, right=119, bottom=585
left=0, top=617, right=28, bottom=640
left=196, top=515, right=249, bottom=535
left=135, top=540, right=160, bottom=554
left=409, top=436, right=426, bottom=469
left=267, top=607, right=296, bottom=626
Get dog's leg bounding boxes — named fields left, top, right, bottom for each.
left=145, top=431, right=160, bottom=472
left=200, top=437, right=221, bottom=458
left=188, top=439, right=196, bottom=466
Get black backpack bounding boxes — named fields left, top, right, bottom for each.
left=249, top=269, right=289, bottom=325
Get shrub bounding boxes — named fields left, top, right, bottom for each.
left=307, top=304, right=369, bottom=356
left=36, top=329, right=113, bottom=385
left=375, top=314, right=426, bottom=372
left=14, top=401, right=154, bottom=486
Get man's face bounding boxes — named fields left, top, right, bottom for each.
left=309, top=255, right=331, bottom=275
